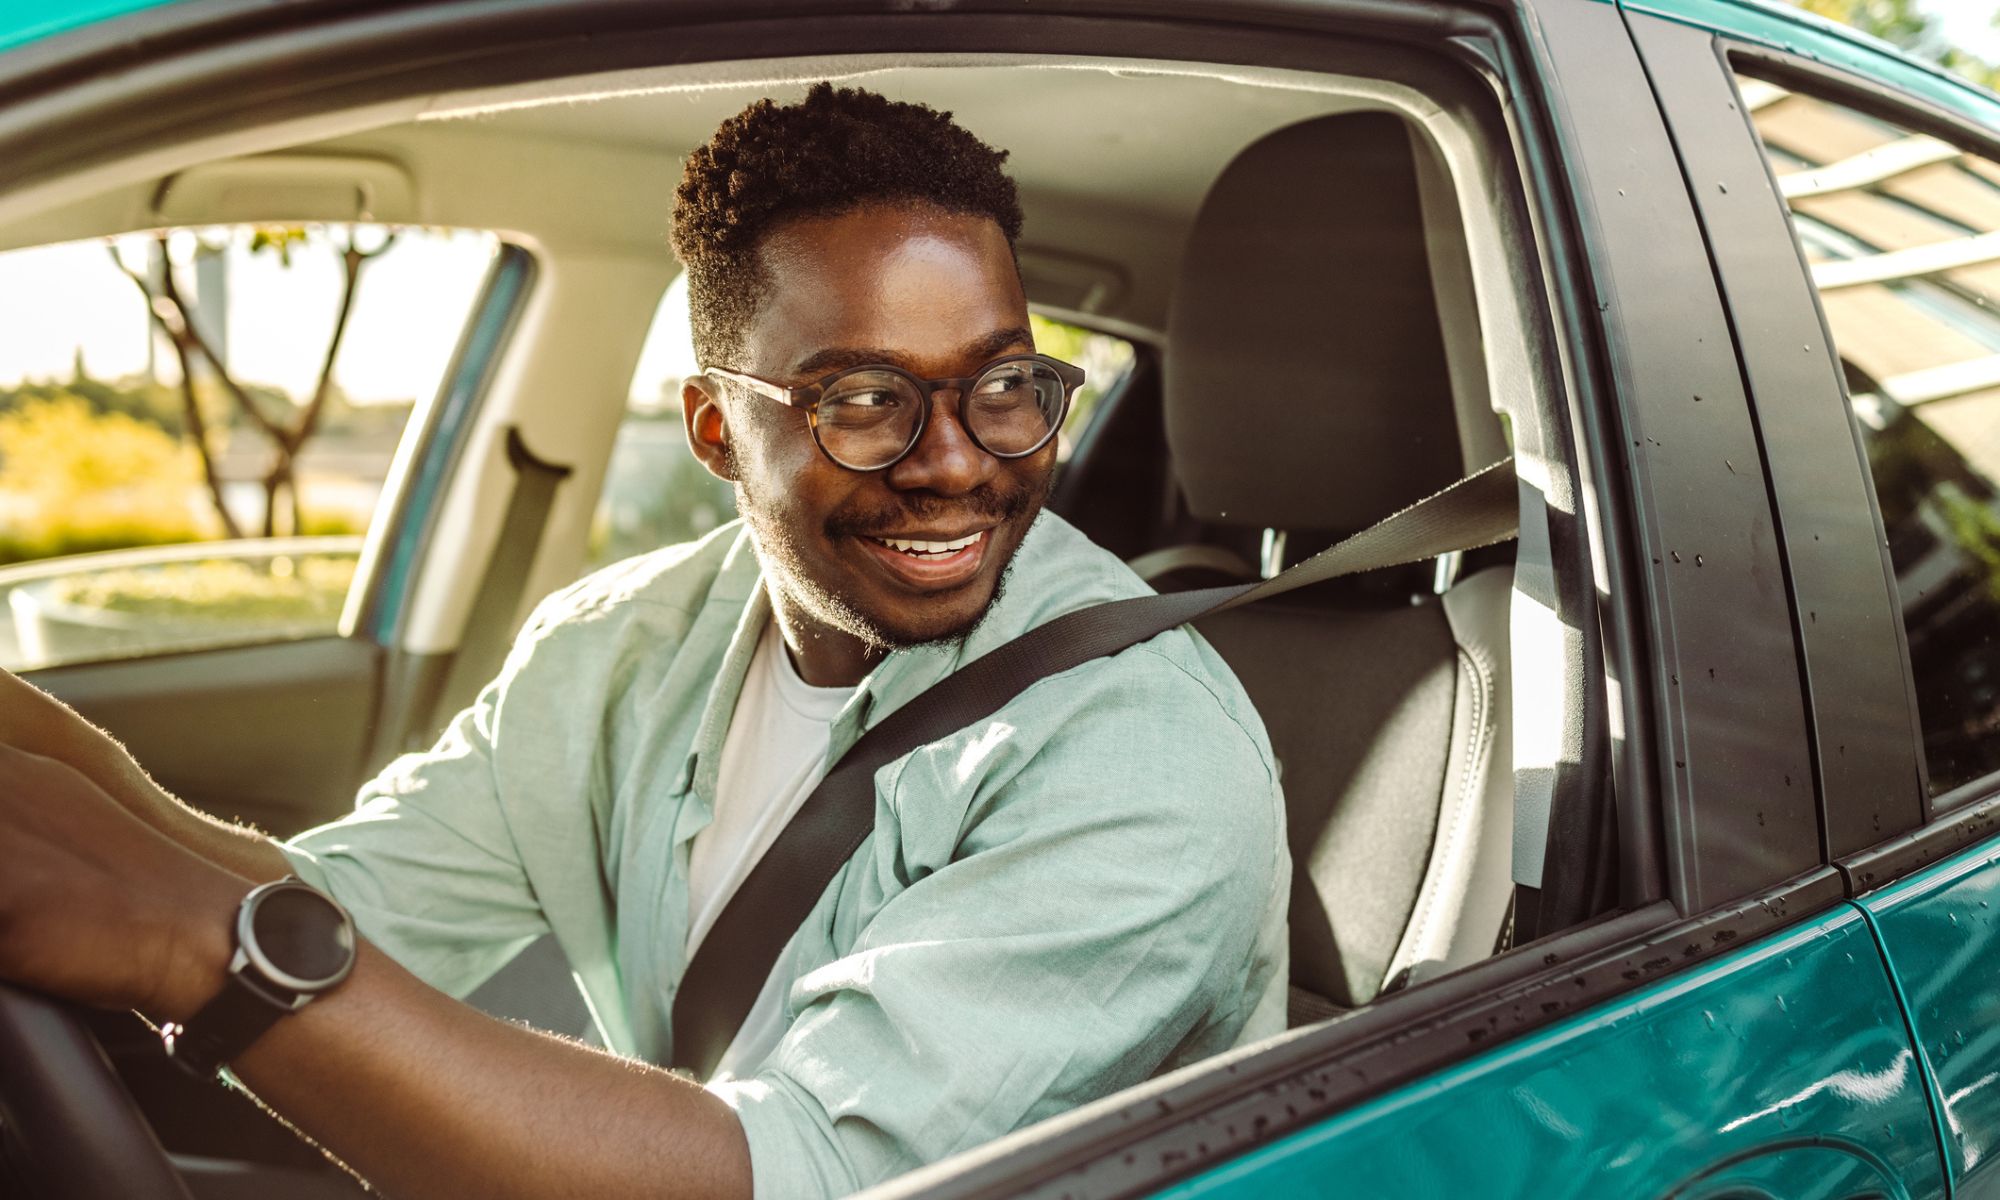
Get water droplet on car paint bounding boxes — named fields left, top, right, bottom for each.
left=1694, top=394, right=1703, bottom=402
left=1671, top=550, right=1682, bottom=563
left=1709, top=667, right=1716, bottom=678
left=1695, top=554, right=1704, bottom=567
left=1704, top=1010, right=1717, bottom=1028
left=1776, top=995, right=1788, bottom=1012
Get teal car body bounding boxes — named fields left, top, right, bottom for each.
left=5, top=1, right=2000, bottom=1198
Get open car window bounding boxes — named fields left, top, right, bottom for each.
left=0, top=223, right=500, bottom=670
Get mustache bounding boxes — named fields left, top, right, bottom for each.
left=825, top=479, right=1039, bottom=539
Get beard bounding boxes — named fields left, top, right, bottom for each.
left=735, top=463, right=1050, bottom=653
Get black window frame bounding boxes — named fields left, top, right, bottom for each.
left=1662, top=28, right=2000, bottom=892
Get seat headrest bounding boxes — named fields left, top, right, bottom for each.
left=1166, top=112, right=1464, bottom=533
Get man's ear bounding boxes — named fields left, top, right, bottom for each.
left=682, top=375, right=736, bottom=482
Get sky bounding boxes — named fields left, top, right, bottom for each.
left=0, top=227, right=697, bottom=413
left=0, top=228, right=500, bottom=406
left=1926, top=1, right=2000, bottom=59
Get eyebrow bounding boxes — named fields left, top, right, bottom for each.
left=790, top=326, right=1034, bottom=379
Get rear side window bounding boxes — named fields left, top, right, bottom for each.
left=1739, top=75, right=2000, bottom=795
left=0, top=224, right=500, bottom=671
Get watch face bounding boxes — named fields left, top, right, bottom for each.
left=248, top=883, right=355, bottom=989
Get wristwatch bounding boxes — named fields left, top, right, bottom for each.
left=162, top=876, right=357, bottom=1080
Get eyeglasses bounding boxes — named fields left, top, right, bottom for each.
left=702, top=353, right=1086, bottom=472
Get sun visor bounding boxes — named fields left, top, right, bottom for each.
left=153, top=154, right=417, bottom=226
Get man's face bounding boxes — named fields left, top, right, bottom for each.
left=699, top=204, right=1053, bottom=651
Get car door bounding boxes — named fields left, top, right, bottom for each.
left=1660, top=7, right=2000, bottom=1197
left=0, top=218, right=534, bottom=838
left=0, top=0, right=568, bottom=839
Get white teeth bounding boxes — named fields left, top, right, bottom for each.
left=871, top=531, right=983, bottom=555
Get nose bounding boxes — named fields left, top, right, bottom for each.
left=883, top=390, right=1000, bottom=495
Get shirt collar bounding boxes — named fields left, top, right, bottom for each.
left=677, top=509, right=1085, bottom=803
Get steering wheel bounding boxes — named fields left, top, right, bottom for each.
left=0, top=983, right=191, bottom=1199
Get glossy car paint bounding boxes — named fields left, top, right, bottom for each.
left=1156, top=908, right=1942, bottom=1199
left=0, top=0, right=169, bottom=53
left=1863, top=844, right=2000, bottom=1196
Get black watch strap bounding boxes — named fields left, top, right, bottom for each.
left=164, top=972, right=298, bottom=1080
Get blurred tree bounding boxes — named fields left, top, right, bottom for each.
left=111, top=224, right=399, bottom=539
left=1793, top=0, right=2000, bottom=87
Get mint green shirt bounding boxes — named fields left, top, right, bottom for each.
left=281, top=511, right=1289, bottom=1198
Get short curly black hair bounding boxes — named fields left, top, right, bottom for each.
left=671, top=82, right=1025, bottom=369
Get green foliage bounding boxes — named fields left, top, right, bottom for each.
left=0, top=398, right=208, bottom=563
left=1792, top=0, right=2000, bottom=88
left=247, top=225, right=311, bottom=268
left=1030, top=312, right=1137, bottom=459
left=1935, top=481, right=2000, bottom=603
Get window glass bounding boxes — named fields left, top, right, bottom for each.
left=584, top=278, right=1136, bottom=576
left=1741, top=76, right=2000, bottom=794
left=0, top=224, right=500, bottom=670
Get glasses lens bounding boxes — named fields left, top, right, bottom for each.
left=966, top=360, right=1066, bottom=455
left=816, top=370, right=924, bottom=468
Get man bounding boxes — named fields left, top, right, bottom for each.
left=0, top=84, right=1286, bottom=1197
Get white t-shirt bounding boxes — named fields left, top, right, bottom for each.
left=686, top=619, right=855, bottom=1079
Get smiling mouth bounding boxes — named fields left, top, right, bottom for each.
left=864, top=531, right=986, bottom=558
left=854, top=528, right=992, bottom=590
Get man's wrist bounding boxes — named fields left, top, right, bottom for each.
left=143, top=866, right=252, bottom=1024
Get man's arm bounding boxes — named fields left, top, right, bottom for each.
left=0, top=740, right=754, bottom=1200
left=0, top=668, right=293, bottom=881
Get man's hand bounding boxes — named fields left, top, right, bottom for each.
left=0, top=742, right=241, bottom=1019
left=0, top=692, right=754, bottom=1200
left=0, top=669, right=292, bottom=882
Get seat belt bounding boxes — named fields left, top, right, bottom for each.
left=669, top=456, right=1521, bottom=1078
left=434, top=426, right=572, bottom=728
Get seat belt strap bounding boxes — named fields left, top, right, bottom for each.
left=436, top=427, right=572, bottom=726
left=669, top=456, right=1520, bottom=1077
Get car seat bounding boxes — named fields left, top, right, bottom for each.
left=1155, top=111, right=1516, bottom=1021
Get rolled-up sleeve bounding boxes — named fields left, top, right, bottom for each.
left=279, top=586, right=598, bottom=999
left=280, top=673, right=550, bottom=999
left=711, top=648, right=1286, bottom=1199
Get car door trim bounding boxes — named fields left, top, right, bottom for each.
left=1713, top=43, right=2000, bottom=889
left=869, top=869, right=1846, bottom=1200
left=1621, top=15, right=1927, bottom=863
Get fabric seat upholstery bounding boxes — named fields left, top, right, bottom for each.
left=1161, top=110, right=1515, bottom=1016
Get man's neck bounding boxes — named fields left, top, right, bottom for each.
left=769, top=600, right=884, bottom=688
